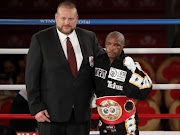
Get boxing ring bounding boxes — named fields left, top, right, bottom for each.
left=0, top=19, right=180, bottom=135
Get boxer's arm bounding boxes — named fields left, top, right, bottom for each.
left=123, top=57, right=152, bottom=100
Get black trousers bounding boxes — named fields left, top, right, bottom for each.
left=38, top=109, right=90, bottom=135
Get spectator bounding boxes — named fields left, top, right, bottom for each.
left=0, top=74, right=11, bottom=96
left=0, top=125, right=16, bottom=135
left=2, top=59, right=19, bottom=84
left=9, top=90, right=37, bottom=131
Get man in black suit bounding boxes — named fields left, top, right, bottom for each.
left=25, top=1, right=103, bottom=135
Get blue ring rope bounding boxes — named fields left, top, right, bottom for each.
left=1, top=19, right=180, bottom=25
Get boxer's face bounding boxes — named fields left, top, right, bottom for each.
left=105, top=35, right=124, bottom=63
left=55, top=7, right=78, bottom=35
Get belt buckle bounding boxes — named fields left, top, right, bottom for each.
left=97, top=100, right=122, bottom=121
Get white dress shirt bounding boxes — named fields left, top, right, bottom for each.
left=56, top=28, right=83, bottom=71
left=19, top=90, right=28, bottom=101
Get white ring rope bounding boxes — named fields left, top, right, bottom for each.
left=0, top=48, right=180, bottom=54
left=0, top=48, right=179, bottom=91
left=0, top=84, right=180, bottom=90
left=124, top=48, right=180, bottom=54
left=0, top=85, right=26, bottom=90
left=0, top=48, right=28, bottom=54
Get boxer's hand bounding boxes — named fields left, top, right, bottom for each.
left=35, top=110, right=50, bottom=122
left=123, top=56, right=136, bottom=73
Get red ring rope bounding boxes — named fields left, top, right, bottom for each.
left=0, top=114, right=179, bottom=119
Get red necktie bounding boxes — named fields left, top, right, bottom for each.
left=66, top=37, right=77, bottom=77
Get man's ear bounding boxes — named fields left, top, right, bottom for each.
left=123, top=59, right=125, bottom=66
left=55, top=13, right=58, bottom=21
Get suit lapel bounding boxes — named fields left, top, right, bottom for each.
left=75, top=28, right=89, bottom=71
left=51, top=27, right=90, bottom=77
left=51, top=26, right=71, bottom=71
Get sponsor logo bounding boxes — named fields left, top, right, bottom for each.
left=39, top=19, right=91, bottom=25
left=106, top=125, right=117, bottom=132
left=106, top=125, right=115, bottom=130
left=95, top=67, right=107, bottom=79
left=103, top=129, right=107, bottom=133
left=107, top=80, right=123, bottom=91
left=77, top=19, right=90, bottom=24
left=17, top=133, right=37, bottom=135
left=108, top=67, right=127, bottom=82
left=40, top=19, right=56, bottom=24
left=98, top=120, right=102, bottom=127
left=89, top=56, right=94, bottom=67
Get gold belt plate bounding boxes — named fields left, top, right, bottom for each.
left=97, top=100, right=122, bottom=121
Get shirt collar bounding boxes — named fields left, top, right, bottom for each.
left=19, top=90, right=28, bottom=101
left=56, top=28, right=76, bottom=42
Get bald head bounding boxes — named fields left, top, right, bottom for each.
left=105, top=31, right=125, bottom=63
left=106, top=31, right=125, bottom=46
left=57, top=1, right=78, bottom=15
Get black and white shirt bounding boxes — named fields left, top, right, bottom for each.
left=94, top=51, right=152, bottom=100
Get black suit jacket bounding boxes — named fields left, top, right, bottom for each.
left=25, top=26, right=103, bottom=122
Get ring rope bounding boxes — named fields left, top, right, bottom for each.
left=1, top=19, right=180, bottom=25
left=15, top=131, right=180, bottom=135
left=0, top=48, right=180, bottom=54
left=0, top=84, right=180, bottom=90
left=0, top=114, right=179, bottom=119
left=90, top=131, right=180, bottom=135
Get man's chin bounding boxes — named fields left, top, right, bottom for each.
left=61, top=31, right=70, bottom=35
left=63, top=29, right=72, bottom=33
left=58, top=28, right=74, bottom=35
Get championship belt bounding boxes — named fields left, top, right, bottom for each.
left=96, top=96, right=136, bottom=124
